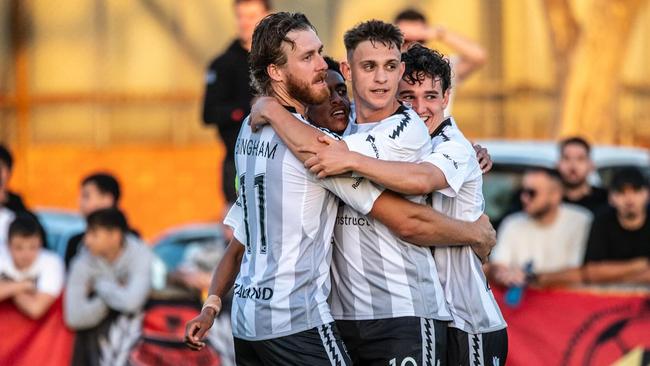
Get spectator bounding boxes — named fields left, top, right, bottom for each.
left=394, top=8, right=487, bottom=116
left=202, top=0, right=271, bottom=207
left=581, top=167, right=650, bottom=284
left=65, top=208, right=152, bottom=366
left=0, top=215, right=63, bottom=319
left=167, top=238, right=226, bottom=298
left=0, top=144, right=28, bottom=214
left=557, top=137, right=609, bottom=214
left=64, top=173, right=138, bottom=269
left=488, top=168, right=592, bottom=287
left=0, top=145, right=27, bottom=249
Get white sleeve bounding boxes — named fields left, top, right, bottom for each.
left=422, top=140, right=473, bottom=197
left=342, top=110, right=430, bottom=163
left=35, top=251, right=65, bottom=297
left=319, top=176, right=384, bottom=215
left=223, top=198, right=246, bottom=244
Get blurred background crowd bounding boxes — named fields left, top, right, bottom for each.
left=1, top=0, right=649, bottom=365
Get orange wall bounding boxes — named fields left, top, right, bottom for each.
left=10, top=143, right=226, bottom=241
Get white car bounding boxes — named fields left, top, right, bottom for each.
left=476, top=140, right=650, bottom=224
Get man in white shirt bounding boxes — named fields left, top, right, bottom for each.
left=488, top=168, right=593, bottom=286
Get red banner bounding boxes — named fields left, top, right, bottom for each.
left=0, top=296, right=74, bottom=366
left=493, top=287, right=650, bottom=366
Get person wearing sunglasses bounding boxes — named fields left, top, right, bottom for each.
left=487, top=168, right=593, bottom=288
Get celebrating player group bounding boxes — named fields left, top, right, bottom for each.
left=186, top=11, right=507, bottom=366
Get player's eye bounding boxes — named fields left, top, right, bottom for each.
left=400, top=95, right=414, bottom=101
left=304, top=54, right=312, bottom=61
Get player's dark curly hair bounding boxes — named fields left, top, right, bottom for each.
left=323, top=56, right=342, bottom=77
left=401, top=44, right=451, bottom=93
left=249, top=12, right=315, bottom=95
left=343, top=20, right=403, bottom=56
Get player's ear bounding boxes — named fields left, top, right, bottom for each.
left=340, top=61, right=352, bottom=82
left=267, top=63, right=284, bottom=83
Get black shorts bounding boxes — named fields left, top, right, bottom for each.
left=447, top=327, right=508, bottom=366
left=337, top=317, right=447, bottom=366
left=234, top=323, right=352, bottom=366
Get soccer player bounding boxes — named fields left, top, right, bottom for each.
left=307, top=44, right=509, bottom=365
left=246, top=20, right=495, bottom=365
left=185, top=13, right=495, bottom=365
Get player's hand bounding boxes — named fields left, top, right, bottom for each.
left=304, top=135, right=353, bottom=178
left=249, top=96, right=279, bottom=132
left=184, top=308, right=216, bottom=351
left=398, top=21, right=431, bottom=43
left=470, top=214, right=496, bottom=263
left=473, top=144, right=493, bottom=174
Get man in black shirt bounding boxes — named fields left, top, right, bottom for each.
left=557, top=137, right=609, bottom=214
left=583, top=167, right=650, bottom=284
left=0, top=144, right=28, bottom=214
left=202, top=0, right=271, bottom=205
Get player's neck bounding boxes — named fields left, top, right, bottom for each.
left=355, top=98, right=401, bottom=124
left=271, top=87, right=306, bottom=116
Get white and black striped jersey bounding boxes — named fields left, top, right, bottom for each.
left=330, top=105, right=452, bottom=322
left=224, top=110, right=383, bottom=341
left=426, top=118, right=507, bottom=334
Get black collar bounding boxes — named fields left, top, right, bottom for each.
left=282, top=105, right=297, bottom=113
left=430, top=118, right=452, bottom=138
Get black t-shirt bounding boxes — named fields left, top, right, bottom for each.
left=584, top=208, right=650, bottom=263
left=563, top=186, right=609, bottom=215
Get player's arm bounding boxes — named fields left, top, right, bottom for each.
left=369, top=190, right=496, bottom=261
left=250, top=96, right=328, bottom=162
left=185, top=238, right=245, bottom=351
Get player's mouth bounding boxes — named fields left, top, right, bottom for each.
left=330, top=106, right=348, bottom=121
left=313, top=72, right=327, bottom=86
left=420, top=115, right=431, bottom=123
left=370, top=88, right=389, bottom=95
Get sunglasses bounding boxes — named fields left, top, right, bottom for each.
left=520, top=188, right=538, bottom=199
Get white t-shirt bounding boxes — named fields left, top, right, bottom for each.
left=0, top=248, right=65, bottom=297
left=491, top=204, right=593, bottom=272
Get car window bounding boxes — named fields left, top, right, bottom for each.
left=483, top=165, right=527, bottom=224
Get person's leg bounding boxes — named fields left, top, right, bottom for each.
left=233, top=337, right=265, bottom=366
left=256, top=323, right=352, bottom=366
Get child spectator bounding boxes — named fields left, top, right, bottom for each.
left=0, top=215, right=64, bottom=319
left=64, top=207, right=152, bottom=366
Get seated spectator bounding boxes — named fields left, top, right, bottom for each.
left=167, top=239, right=225, bottom=298
left=64, top=173, right=139, bottom=269
left=557, top=137, right=609, bottom=214
left=581, top=167, right=650, bottom=283
left=64, top=208, right=152, bottom=366
left=0, top=215, right=64, bottom=319
left=488, top=168, right=592, bottom=287
left=0, top=144, right=28, bottom=214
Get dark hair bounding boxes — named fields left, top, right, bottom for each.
left=324, top=56, right=342, bottom=77
left=560, top=136, right=591, bottom=156
left=249, top=12, right=315, bottom=95
left=86, top=207, right=129, bottom=233
left=8, top=214, right=43, bottom=243
left=610, top=167, right=649, bottom=192
left=0, top=144, right=13, bottom=171
left=525, top=167, right=563, bottom=183
left=394, top=9, right=427, bottom=23
left=401, top=44, right=452, bottom=93
left=343, top=20, right=404, bottom=56
left=82, top=173, right=121, bottom=204
left=234, top=0, right=272, bottom=11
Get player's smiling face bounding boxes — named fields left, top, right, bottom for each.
left=306, top=70, right=351, bottom=134
left=279, top=29, right=329, bottom=105
left=398, top=74, right=450, bottom=134
left=343, top=40, right=404, bottom=114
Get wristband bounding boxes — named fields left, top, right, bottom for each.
left=202, top=295, right=222, bottom=316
